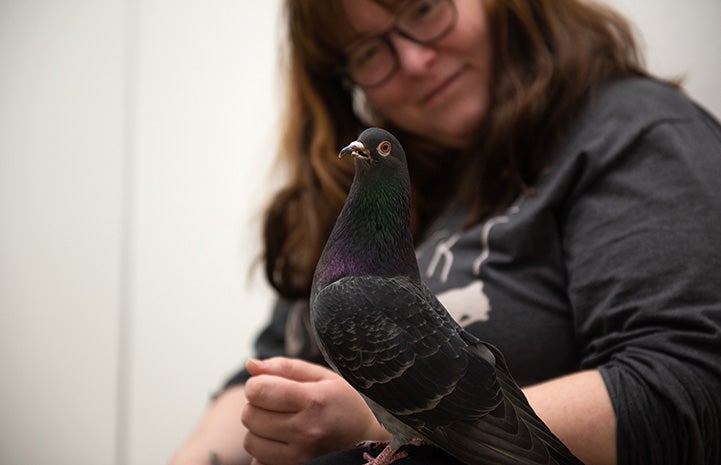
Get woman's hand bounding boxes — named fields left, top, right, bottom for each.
left=242, top=357, right=390, bottom=465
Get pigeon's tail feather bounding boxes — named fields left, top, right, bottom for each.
left=423, top=396, right=558, bottom=464
left=415, top=344, right=584, bottom=465
left=488, top=345, right=584, bottom=464
left=423, top=395, right=583, bottom=465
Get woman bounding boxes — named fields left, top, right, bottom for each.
left=170, top=0, right=721, bottom=464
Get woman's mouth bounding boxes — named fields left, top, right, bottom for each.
left=421, top=68, right=465, bottom=104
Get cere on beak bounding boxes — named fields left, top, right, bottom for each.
left=339, top=140, right=371, bottom=159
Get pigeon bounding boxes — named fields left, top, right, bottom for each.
left=310, top=128, right=584, bottom=465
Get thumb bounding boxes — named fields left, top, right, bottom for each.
left=246, top=357, right=336, bottom=382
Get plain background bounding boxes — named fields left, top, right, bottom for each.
left=1, top=1, right=719, bottom=464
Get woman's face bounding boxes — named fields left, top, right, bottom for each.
left=341, top=0, right=493, bottom=149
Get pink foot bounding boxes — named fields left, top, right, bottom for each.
left=362, top=444, right=408, bottom=465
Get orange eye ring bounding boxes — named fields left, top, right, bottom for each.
left=377, top=141, right=392, bottom=157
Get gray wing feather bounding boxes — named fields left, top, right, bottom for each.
left=311, top=275, right=583, bottom=465
left=312, top=275, right=501, bottom=424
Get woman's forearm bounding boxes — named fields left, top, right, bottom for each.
left=523, top=369, right=616, bottom=465
left=169, top=385, right=253, bottom=465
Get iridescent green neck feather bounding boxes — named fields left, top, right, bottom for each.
left=313, top=159, right=419, bottom=290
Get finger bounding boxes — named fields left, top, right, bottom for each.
left=247, top=357, right=335, bottom=382
left=241, top=402, right=296, bottom=440
left=245, top=431, right=313, bottom=465
left=245, top=373, right=313, bottom=412
left=244, top=430, right=289, bottom=465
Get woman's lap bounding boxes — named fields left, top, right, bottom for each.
left=304, top=444, right=466, bottom=465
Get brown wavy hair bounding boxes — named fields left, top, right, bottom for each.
left=264, top=0, right=653, bottom=300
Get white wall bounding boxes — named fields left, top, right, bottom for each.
left=0, top=0, right=125, bottom=463
left=0, top=1, right=719, bottom=464
left=605, top=0, right=721, bottom=118
left=125, top=1, right=279, bottom=464
left=1, top=1, right=280, bottom=464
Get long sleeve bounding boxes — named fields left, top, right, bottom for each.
left=561, top=81, right=721, bottom=464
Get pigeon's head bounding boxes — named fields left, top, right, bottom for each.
left=339, top=127, right=407, bottom=169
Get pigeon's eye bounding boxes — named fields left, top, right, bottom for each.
left=377, top=141, right=392, bottom=157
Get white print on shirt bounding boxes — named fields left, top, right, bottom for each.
left=473, top=207, right=519, bottom=274
left=429, top=205, right=521, bottom=328
left=425, top=232, right=460, bottom=283
left=437, top=280, right=491, bottom=325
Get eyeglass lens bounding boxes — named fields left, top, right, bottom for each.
left=346, top=0, right=456, bottom=87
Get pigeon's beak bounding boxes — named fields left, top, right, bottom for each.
left=339, top=140, right=371, bottom=160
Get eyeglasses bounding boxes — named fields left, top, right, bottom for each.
left=343, top=0, right=457, bottom=88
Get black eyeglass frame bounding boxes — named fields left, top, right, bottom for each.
left=340, top=0, right=458, bottom=89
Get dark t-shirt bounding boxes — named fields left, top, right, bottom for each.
left=224, top=78, right=721, bottom=464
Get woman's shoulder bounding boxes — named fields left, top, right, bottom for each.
left=597, top=77, right=689, bottom=107
left=555, top=77, right=720, bottom=164
left=539, top=77, right=721, bottom=203
left=579, top=77, right=721, bottom=137
left=583, top=77, right=710, bottom=130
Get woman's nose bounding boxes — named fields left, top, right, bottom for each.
left=389, top=33, right=437, bottom=76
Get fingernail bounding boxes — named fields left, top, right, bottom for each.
left=247, top=358, right=265, bottom=370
